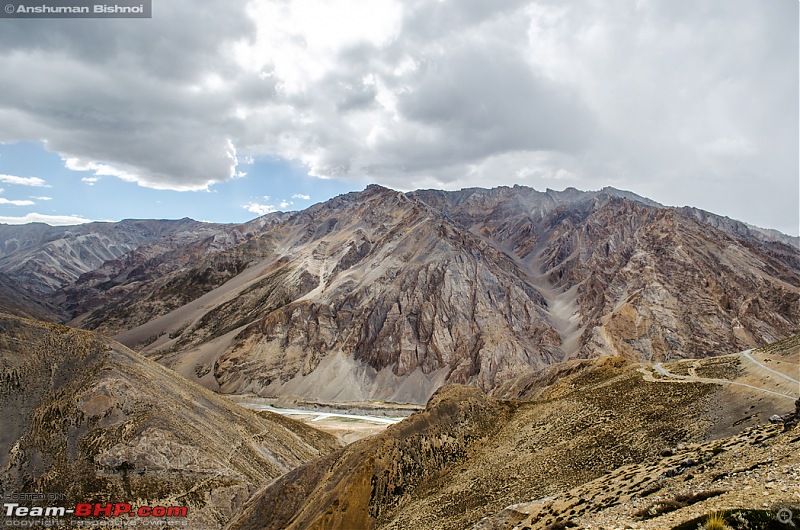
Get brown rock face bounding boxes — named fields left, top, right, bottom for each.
left=214, top=189, right=563, bottom=399
left=0, top=313, right=339, bottom=528
left=207, top=186, right=798, bottom=402
left=412, top=187, right=800, bottom=362
left=111, top=185, right=568, bottom=403
left=546, top=199, right=799, bottom=360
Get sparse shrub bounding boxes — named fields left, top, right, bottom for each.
left=636, top=490, right=726, bottom=520
left=674, top=490, right=726, bottom=504
left=636, top=499, right=685, bottom=519
left=671, top=507, right=796, bottom=529
left=703, top=511, right=728, bottom=530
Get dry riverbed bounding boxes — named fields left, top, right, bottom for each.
left=228, top=395, right=422, bottom=444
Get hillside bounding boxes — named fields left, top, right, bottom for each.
left=0, top=217, right=280, bottom=322
left=226, top=336, right=798, bottom=530
left=0, top=312, right=340, bottom=528
left=411, top=186, right=800, bottom=360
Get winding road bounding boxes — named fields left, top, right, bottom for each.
left=651, top=348, right=798, bottom=400
left=741, top=349, right=799, bottom=385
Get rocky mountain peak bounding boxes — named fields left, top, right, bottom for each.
left=1, top=184, right=796, bottom=406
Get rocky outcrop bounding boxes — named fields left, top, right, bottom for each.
left=413, top=186, right=800, bottom=362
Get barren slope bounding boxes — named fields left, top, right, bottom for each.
left=6, top=185, right=796, bottom=404
left=226, top=338, right=798, bottom=530
left=0, top=313, right=339, bottom=529
left=93, top=186, right=798, bottom=405
left=483, top=335, right=800, bottom=530
left=118, top=185, right=563, bottom=403
left=413, top=186, right=800, bottom=362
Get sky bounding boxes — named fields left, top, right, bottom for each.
left=0, top=0, right=797, bottom=234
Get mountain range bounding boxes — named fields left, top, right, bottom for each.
left=1, top=184, right=797, bottom=404
left=1, top=184, right=798, bottom=529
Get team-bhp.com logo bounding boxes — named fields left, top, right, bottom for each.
left=5, top=502, right=188, bottom=520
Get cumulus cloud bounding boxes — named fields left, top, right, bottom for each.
left=0, top=0, right=257, bottom=190
left=0, top=0, right=796, bottom=232
left=243, top=201, right=277, bottom=216
left=292, top=194, right=311, bottom=200
left=30, top=196, right=53, bottom=201
left=0, top=174, right=49, bottom=187
left=244, top=195, right=297, bottom=215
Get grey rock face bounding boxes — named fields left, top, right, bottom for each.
left=3, top=185, right=798, bottom=404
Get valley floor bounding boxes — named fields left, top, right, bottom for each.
left=229, top=396, right=420, bottom=443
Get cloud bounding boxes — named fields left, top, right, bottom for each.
left=0, top=212, right=98, bottom=225
left=279, top=200, right=292, bottom=209
left=701, top=137, right=759, bottom=158
left=30, top=196, right=53, bottom=201
left=292, top=194, right=310, bottom=200
left=0, top=198, right=35, bottom=206
left=243, top=202, right=277, bottom=216
left=0, top=0, right=258, bottom=190
left=0, top=174, right=49, bottom=187
left=0, top=0, right=796, bottom=233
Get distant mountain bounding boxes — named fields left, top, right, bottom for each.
left=0, top=312, right=339, bottom=528
left=0, top=218, right=210, bottom=294
left=0, top=217, right=282, bottom=320
left=1, top=185, right=797, bottom=404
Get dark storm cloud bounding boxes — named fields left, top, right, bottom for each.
left=396, top=44, right=594, bottom=158
left=0, top=0, right=796, bottom=233
left=0, top=0, right=259, bottom=189
left=0, top=1, right=254, bottom=80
